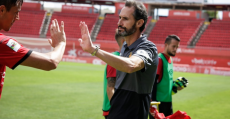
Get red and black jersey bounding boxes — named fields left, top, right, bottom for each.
left=0, top=33, right=32, bottom=98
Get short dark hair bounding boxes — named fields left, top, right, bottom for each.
left=165, top=35, right=180, bottom=44
left=125, top=0, right=148, bottom=32
left=0, top=0, right=23, bottom=11
left=115, top=29, right=124, bottom=46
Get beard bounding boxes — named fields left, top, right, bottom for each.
left=118, top=23, right=136, bottom=37
left=167, top=49, right=175, bottom=56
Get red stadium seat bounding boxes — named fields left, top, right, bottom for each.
left=96, top=14, right=119, bottom=41
left=196, top=20, right=230, bottom=48
left=46, top=12, right=99, bottom=39
left=148, top=18, right=204, bottom=46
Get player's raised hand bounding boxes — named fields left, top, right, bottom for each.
left=78, top=21, right=95, bottom=53
left=48, top=19, right=66, bottom=48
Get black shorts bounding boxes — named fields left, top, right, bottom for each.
left=159, top=102, right=173, bottom=116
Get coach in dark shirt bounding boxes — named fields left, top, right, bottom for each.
left=110, top=35, right=158, bottom=119
left=78, top=1, right=158, bottom=119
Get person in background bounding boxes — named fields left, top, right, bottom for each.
left=150, top=35, right=188, bottom=118
left=102, top=30, right=124, bottom=119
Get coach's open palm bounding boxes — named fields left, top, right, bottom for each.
left=78, top=21, right=95, bottom=53
left=49, top=19, right=66, bottom=48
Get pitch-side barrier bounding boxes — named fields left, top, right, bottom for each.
left=62, top=55, right=230, bottom=76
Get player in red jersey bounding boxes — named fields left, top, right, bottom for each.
left=0, top=0, right=66, bottom=98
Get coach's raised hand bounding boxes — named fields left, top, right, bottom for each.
left=49, top=19, right=66, bottom=48
left=78, top=21, right=96, bottom=54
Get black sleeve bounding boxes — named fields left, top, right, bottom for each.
left=12, top=50, right=33, bottom=70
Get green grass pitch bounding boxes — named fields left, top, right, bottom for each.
left=0, top=62, right=230, bottom=119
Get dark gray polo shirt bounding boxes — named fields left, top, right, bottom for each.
left=108, top=35, right=158, bottom=119
left=115, top=35, right=158, bottom=94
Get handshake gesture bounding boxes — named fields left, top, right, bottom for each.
left=172, top=77, right=188, bottom=95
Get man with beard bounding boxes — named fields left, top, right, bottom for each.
left=0, top=0, right=66, bottom=99
left=149, top=35, right=188, bottom=118
left=78, top=1, right=158, bottom=119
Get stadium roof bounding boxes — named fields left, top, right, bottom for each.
left=31, top=0, right=116, bottom=5
left=31, top=0, right=230, bottom=10
left=147, top=2, right=230, bottom=10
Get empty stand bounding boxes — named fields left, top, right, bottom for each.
left=96, top=14, right=152, bottom=41
left=1, top=10, right=45, bottom=37
left=96, top=14, right=119, bottom=41
left=46, top=12, right=98, bottom=39
left=148, top=18, right=204, bottom=46
left=196, top=20, right=230, bottom=48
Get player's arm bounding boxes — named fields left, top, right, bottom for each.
left=107, top=77, right=116, bottom=101
left=20, top=19, right=66, bottom=71
left=78, top=22, right=144, bottom=73
left=106, top=64, right=117, bottom=101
